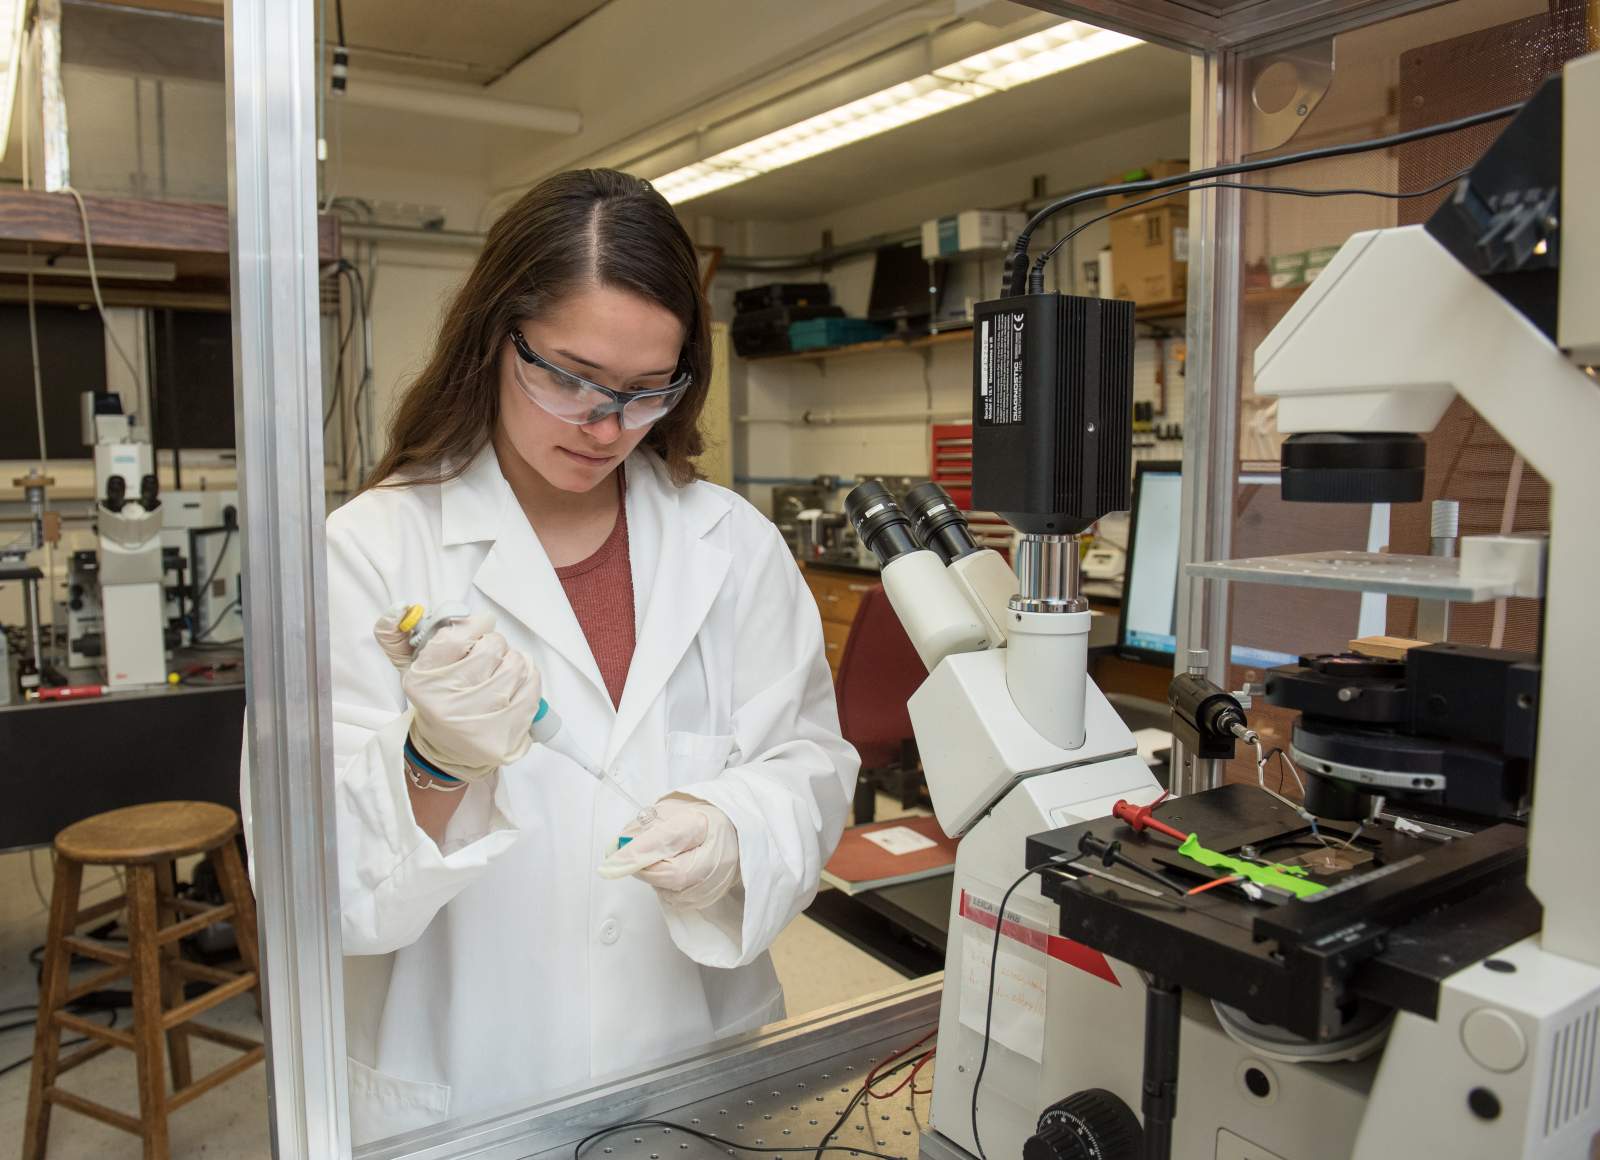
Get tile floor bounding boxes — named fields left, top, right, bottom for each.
left=0, top=794, right=924, bottom=1159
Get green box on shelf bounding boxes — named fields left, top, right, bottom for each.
left=1268, top=251, right=1308, bottom=289
left=787, top=318, right=890, bottom=351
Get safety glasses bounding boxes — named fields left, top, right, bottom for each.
left=509, top=330, right=692, bottom=430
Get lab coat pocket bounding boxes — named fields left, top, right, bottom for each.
left=665, top=730, right=737, bottom=785
left=347, top=1056, right=452, bottom=1145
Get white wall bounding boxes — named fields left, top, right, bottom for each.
left=720, top=111, right=1191, bottom=518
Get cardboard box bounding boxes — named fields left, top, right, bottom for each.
left=1110, top=205, right=1188, bottom=305
left=1106, top=159, right=1190, bottom=209
left=920, top=209, right=1029, bottom=259
left=1268, top=251, right=1307, bottom=289
left=1303, top=245, right=1342, bottom=283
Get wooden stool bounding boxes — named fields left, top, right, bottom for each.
left=22, top=802, right=264, bottom=1160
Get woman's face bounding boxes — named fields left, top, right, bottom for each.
left=497, top=284, right=686, bottom=494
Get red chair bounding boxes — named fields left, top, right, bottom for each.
left=835, top=584, right=927, bottom=823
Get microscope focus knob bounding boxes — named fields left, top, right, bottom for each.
left=1023, top=1089, right=1141, bottom=1160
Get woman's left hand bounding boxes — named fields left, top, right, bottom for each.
left=599, top=798, right=740, bottom=909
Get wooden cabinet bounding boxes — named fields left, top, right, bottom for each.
left=801, top=564, right=879, bottom=680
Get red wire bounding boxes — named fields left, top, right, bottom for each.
left=868, top=1049, right=936, bottom=1100
left=861, top=1031, right=936, bottom=1100
left=1185, top=874, right=1241, bottom=897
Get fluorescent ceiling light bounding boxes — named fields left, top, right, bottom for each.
left=0, top=0, right=24, bottom=163
left=652, top=22, right=1140, bottom=205
left=0, top=254, right=178, bottom=282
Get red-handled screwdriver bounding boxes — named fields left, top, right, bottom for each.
left=31, top=684, right=110, bottom=702
left=1113, top=796, right=1191, bottom=843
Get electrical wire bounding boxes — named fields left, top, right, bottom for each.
left=812, top=1032, right=936, bottom=1160
left=192, top=599, right=243, bottom=645
left=0, top=1009, right=119, bottom=1080
left=61, top=187, right=144, bottom=387
left=970, top=858, right=1066, bottom=1160
left=194, top=527, right=235, bottom=604
left=574, top=1119, right=906, bottom=1160
left=1006, top=101, right=1523, bottom=294
left=323, top=262, right=360, bottom=432
left=1033, top=169, right=1469, bottom=275
left=570, top=1042, right=933, bottom=1160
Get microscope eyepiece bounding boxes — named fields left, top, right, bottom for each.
left=844, top=481, right=920, bottom=566
left=904, top=482, right=980, bottom=564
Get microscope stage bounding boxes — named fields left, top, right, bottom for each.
left=1025, top=783, right=1538, bottom=1042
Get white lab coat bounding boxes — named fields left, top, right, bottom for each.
left=261, top=446, right=856, bottom=1144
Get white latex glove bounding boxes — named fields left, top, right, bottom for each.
left=373, top=604, right=421, bottom=670
left=598, top=797, right=741, bottom=909
left=390, top=612, right=542, bottom=783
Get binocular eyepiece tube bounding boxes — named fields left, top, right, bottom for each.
left=844, top=480, right=988, bottom=672
left=903, top=482, right=981, bottom=565
left=843, top=481, right=922, bottom=567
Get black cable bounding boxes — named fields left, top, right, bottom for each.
left=971, top=858, right=1067, bottom=1160
left=323, top=262, right=360, bottom=432
left=342, top=261, right=371, bottom=481
left=571, top=1047, right=931, bottom=1160
left=0, top=1009, right=117, bottom=1080
left=1270, top=748, right=1288, bottom=796
left=1034, top=169, right=1469, bottom=278
left=192, top=599, right=242, bottom=644
left=192, top=526, right=235, bottom=615
left=334, top=0, right=346, bottom=46
left=1006, top=101, right=1522, bottom=294
left=811, top=1035, right=934, bottom=1160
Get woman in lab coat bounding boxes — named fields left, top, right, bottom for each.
left=322, top=169, right=858, bottom=1143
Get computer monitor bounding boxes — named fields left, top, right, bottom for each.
left=1118, top=460, right=1183, bottom=664
left=867, top=243, right=946, bottom=327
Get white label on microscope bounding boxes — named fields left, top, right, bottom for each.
left=960, top=936, right=1047, bottom=1063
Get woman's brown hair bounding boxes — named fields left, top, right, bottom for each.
left=365, top=168, right=710, bottom=490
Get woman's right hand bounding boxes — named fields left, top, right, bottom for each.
left=373, top=611, right=543, bottom=782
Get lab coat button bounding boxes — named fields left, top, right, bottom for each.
left=600, top=919, right=620, bottom=945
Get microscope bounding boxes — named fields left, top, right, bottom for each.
left=867, top=51, right=1600, bottom=1160
left=77, top=391, right=170, bottom=688
left=845, top=294, right=1169, bottom=1160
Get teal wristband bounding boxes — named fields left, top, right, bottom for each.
left=403, top=736, right=462, bottom=785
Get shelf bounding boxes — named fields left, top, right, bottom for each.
left=1135, top=299, right=1187, bottom=322
left=0, top=189, right=340, bottom=305
left=744, top=325, right=974, bottom=364
left=1187, top=550, right=1535, bottom=603
left=744, top=295, right=1196, bottom=363
left=1242, top=285, right=1309, bottom=309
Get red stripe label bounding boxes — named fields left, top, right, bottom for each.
left=960, top=891, right=1119, bottom=987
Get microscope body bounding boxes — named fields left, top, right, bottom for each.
left=843, top=288, right=1162, bottom=1159
left=86, top=396, right=168, bottom=688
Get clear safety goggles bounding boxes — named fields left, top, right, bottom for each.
left=509, top=330, right=692, bottom=431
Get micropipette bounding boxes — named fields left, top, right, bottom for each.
left=399, top=602, right=658, bottom=824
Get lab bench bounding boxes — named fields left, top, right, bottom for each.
left=1, top=678, right=244, bottom=852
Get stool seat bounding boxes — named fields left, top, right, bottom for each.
left=55, top=802, right=239, bottom=865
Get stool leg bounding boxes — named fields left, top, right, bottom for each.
left=209, top=840, right=260, bottom=988
left=22, top=852, right=84, bottom=1160
left=153, top=862, right=192, bottom=1093
left=126, top=866, right=171, bottom=1160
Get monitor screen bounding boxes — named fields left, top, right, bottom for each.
left=1119, top=461, right=1183, bottom=662
left=867, top=243, right=946, bottom=324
